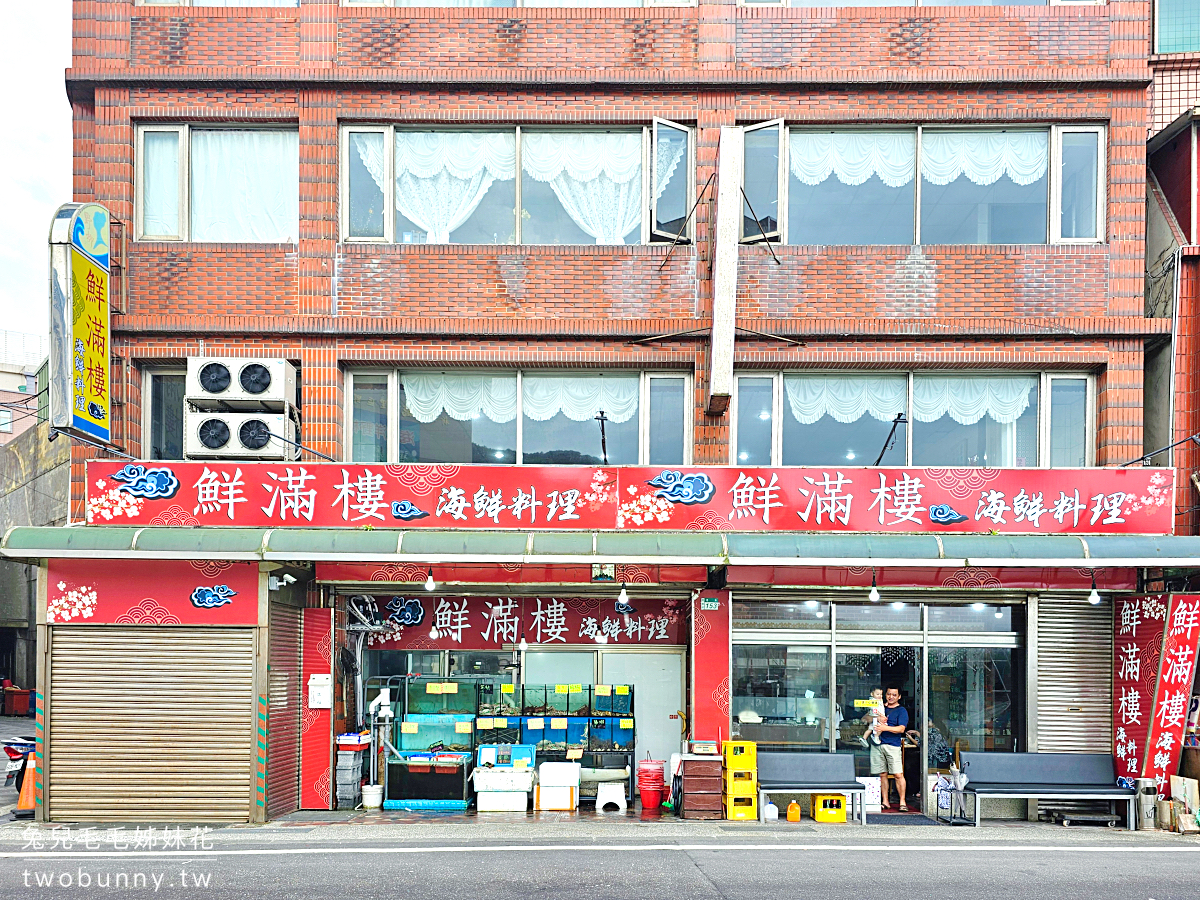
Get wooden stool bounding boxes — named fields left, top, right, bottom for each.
left=596, top=782, right=627, bottom=811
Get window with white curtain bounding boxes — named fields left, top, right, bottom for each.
left=734, top=372, right=1093, bottom=468
left=345, top=0, right=694, bottom=7
left=779, top=0, right=1055, bottom=7
left=347, top=370, right=690, bottom=464
left=341, top=122, right=693, bottom=245
left=744, top=125, right=1104, bottom=246
left=136, top=126, right=300, bottom=242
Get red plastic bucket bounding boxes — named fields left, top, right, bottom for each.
left=639, top=787, right=663, bottom=810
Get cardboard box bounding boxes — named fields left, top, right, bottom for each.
left=534, top=785, right=578, bottom=810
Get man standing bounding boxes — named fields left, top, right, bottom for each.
left=870, top=686, right=909, bottom=811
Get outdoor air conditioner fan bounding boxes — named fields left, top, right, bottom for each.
left=198, top=362, right=232, bottom=394
left=239, top=363, right=272, bottom=395
left=197, top=417, right=231, bottom=450
left=238, top=418, right=272, bottom=450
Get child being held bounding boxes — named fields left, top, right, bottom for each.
left=857, top=688, right=885, bottom=748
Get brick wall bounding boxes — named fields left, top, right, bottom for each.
left=66, top=0, right=1160, bottom=515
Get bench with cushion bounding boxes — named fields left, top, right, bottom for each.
left=955, top=752, right=1135, bottom=828
left=757, top=751, right=867, bottom=824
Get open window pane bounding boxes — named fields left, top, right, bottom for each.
left=920, top=131, right=1048, bottom=245
left=781, top=375, right=907, bottom=465
left=398, top=372, right=517, bottom=463
left=732, top=645, right=831, bottom=752
left=521, top=132, right=642, bottom=245
left=787, top=131, right=915, bottom=245
left=348, top=132, right=386, bottom=239
left=1158, top=0, right=1200, bottom=53
left=142, top=131, right=180, bottom=238
left=648, top=377, right=686, bottom=465
left=653, top=121, right=690, bottom=239
left=351, top=374, right=389, bottom=463
left=522, top=374, right=639, bottom=464
left=393, top=131, right=516, bottom=245
left=735, top=377, right=773, bottom=465
left=190, top=130, right=299, bottom=242
left=1060, top=131, right=1100, bottom=240
left=911, top=375, right=1038, bottom=467
left=148, top=373, right=185, bottom=461
left=742, top=125, right=780, bottom=240
left=1049, top=378, right=1088, bottom=467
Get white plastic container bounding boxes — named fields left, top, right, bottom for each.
left=539, top=762, right=581, bottom=787
left=473, top=769, right=536, bottom=792
left=763, top=801, right=779, bottom=821
left=361, top=784, right=384, bottom=809
left=477, top=791, right=530, bottom=812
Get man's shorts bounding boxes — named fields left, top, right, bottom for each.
left=869, top=743, right=904, bottom=775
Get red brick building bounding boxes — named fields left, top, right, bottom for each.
left=29, top=0, right=1200, bottom=824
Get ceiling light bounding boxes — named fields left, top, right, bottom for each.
left=890, top=601, right=906, bottom=611
left=1088, top=571, right=1101, bottom=605
left=424, top=567, right=436, bottom=591
left=618, top=583, right=629, bottom=604
left=868, top=569, right=880, bottom=604
left=519, top=634, right=528, bottom=652
left=804, top=600, right=819, bottom=609
left=971, top=602, right=985, bottom=612
left=845, top=450, right=856, bottom=461
left=994, top=610, right=1005, bottom=619
left=494, top=451, right=504, bottom=459
left=758, top=410, right=771, bottom=421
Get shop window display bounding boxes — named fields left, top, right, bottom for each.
left=732, top=644, right=831, bottom=751
left=927, top=647, right=1019, bottom=769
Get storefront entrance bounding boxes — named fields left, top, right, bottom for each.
left=600, top=651, right=684, bottom=768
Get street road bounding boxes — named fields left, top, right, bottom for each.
left=1, top=836, right=1198, bottom=899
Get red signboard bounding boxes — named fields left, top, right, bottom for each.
left=1113, top=594, right=1200, bottom=798
left=45, top=558, right=260, bottom=626
left=85, top=461, right=1174, bottom=535
left=351, top=595, right=685, bottom=650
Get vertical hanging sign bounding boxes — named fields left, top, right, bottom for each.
left=49, top=202, right=111, bottom=443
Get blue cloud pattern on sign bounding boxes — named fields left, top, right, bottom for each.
left=110, top=464, right=181, bottom=499
left=391, top=500, right=430, bottom=520
left=190, top=585, right=238, bottom=609
left=648, top=470, right=715, bottom=505
left=387, top=597, right=425, bottom=626
left=929, top=504, right=969, bottom=525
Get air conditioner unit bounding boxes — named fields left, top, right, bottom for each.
left=185, top=357, right=297, bottom=411
left=184, top=411, right=298, bottom=461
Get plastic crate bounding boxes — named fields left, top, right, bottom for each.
left=476, top=743, right=536, bottom=769
left=588, top=716, right=635, bottom=752
left=723, top=795, right=758, bottom=821
left=399, top=714, right=475, bottom=752
left=722, top=741, right=757, bottom=771
left=811, top=793, right=847, bottom=824
left=592, top=684, right=634, bottom=715
left=723, top=769, right=756, bottom=796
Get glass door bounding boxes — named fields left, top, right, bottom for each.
left=835, top=646, right=922, bottom=809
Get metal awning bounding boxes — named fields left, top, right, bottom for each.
left=4, top=526, right=1200, bottom=568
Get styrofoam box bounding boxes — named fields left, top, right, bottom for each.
left=534, top=785, right=578, bottom=811
left=473, top=769, right=536, bottom=792
left=477, top=791, right=530, bottom=812
left=539, top=762, right=581, bottom=787
left=856, top=776, right=882, bottom=812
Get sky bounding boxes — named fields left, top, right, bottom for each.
left=0, top=3, right=73, bottom=339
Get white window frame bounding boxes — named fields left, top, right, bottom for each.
left=739, top=0, right=1102, bottom=7
left=342, top=0, right=696, bottom=7
left=1050, top=125, right=1106, bottom=244
left=740, top=119, right=786, bottom=244
left=0, top=409, right=12, bottom=433
left=135, top=123, right=300, bottom=242
left=732, top=370, right=1095, bottom=468
left=141, top=366, right=187, bottom=460
left=137, top=1, right=300, bottom=6
left=754, top=123, right=1106, bottom=247
left=651, top=118, right=696, bottom=243
left=135, top=125, right=188, bottom=241
left=345, top=369, right=692, bottom=465
left=341, top=124, right=694, bottom=246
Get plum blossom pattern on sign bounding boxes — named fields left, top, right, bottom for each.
left=617, top=484, right=674, bottom=528
left=49, top=582, right=98, bottom=623
left=86, top=479, right=145, bottom=523
left=584, top=470, right=617, bottom=508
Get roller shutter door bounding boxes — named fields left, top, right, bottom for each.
left=47, top=627, right=256, bottom=822
left=1036, top=597, right=1112, bottom=752
left=267, top=604, right=302, bottom=819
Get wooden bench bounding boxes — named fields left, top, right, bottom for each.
left=954, top=752, right=1135, bottom=828
left=757, top=751, right=867, bottom=825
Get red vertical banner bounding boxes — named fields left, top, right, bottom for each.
left=300, top=608, right=335, bottom=810
left=1113, top=595, right=1168, bottom=781
left=690, top=590, right=731, bottom=743
left=1144, top=595, right=1200, bottom=798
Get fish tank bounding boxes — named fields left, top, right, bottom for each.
left=521, top=716, right=588, bottom=752
left=588, top=716, right=635, bottom=752
left=399, top=714, right=476, bottom=753
left=522, top=684, right=591, bottom=717
left=477, top=682, right=523, bottom=717
left=592, top=684, right=634, bottom=715
left=407, top=679, right=478, bottom=716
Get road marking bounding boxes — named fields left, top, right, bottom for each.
left=3, top=843, right=1200, bottom=859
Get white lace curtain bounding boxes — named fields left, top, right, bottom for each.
left=784, top=376, right=907, bottom=425
left=789, top=132, right=916, bottom=188
left=190, top=130, right=298, bottom=242
left=353, top=132, right=517, bottom=244
left=522, top=375, right=640, bottom=423
left=401, top=373, right=517, bottom=424
left=921, top=132, right=1048, bottom=187
left=784, top=374, right=1035, bottom=426
left=655, top=127, right=687, bottom=201
left=522, top=132, right=643, bottom=245
left=912, top=376, right=1036, bottom=425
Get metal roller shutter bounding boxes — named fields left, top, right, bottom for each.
left=1036, top=597, right=1112, bottom=752
left=47, top=626, right=256, bottom=822
left=267, top=604, right=302, bottom=819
